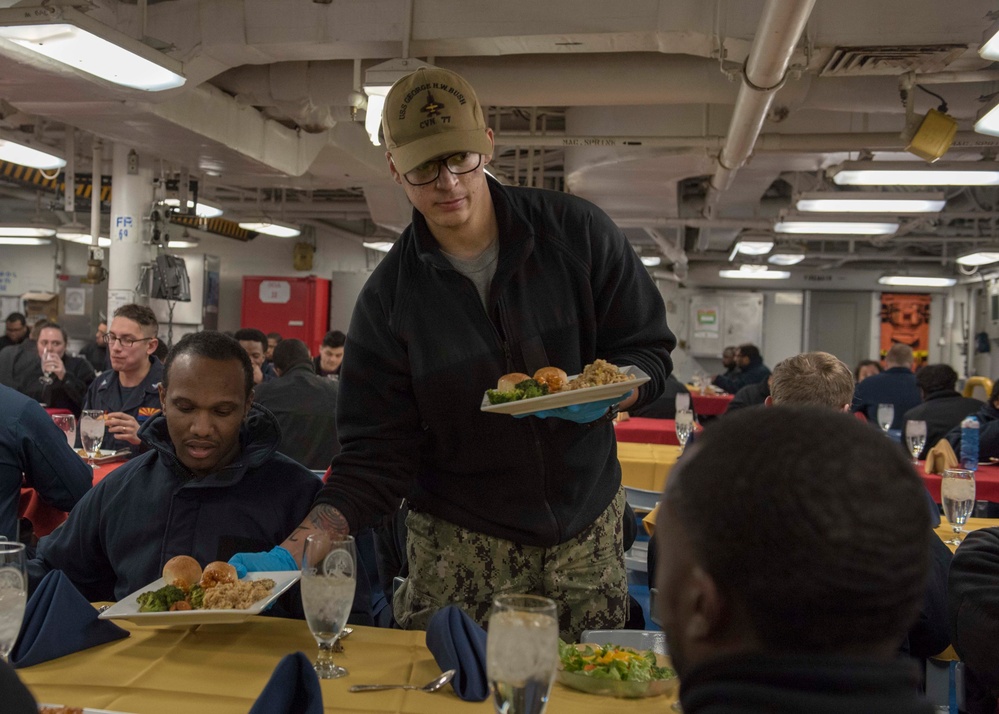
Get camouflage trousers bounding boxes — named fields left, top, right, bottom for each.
left=393, top=488, right=628, bottom=642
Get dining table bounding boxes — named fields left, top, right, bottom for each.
left=20, top=458, right=125, bottom=538
left=688, top=392, right=734, bottom=417
left=614, top=417, right=702, bottom=446
left=919, top=461, right=999, bottom=503
left=19, top=615, right=679, bottom=713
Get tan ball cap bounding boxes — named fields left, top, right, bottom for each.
left=381, top=67, right=493, bottom=175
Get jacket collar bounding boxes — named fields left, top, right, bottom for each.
left=923, top=389, right=962, bottom=402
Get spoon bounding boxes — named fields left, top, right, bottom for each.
left=349, top=669, right=456, bottom=693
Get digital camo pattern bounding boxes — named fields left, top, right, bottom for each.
left=393, top=489, right=628, bottom=641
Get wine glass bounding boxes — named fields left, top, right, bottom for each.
left=941, top=468, right=975, bottom=546
left=905, top=420, right=927, bottom=464
left=38, top=349, right=53, bottom=386
left=0, top=542, right=27, bottom=663
left=51, top=413, right=77, bottom=450
left=675, top=409, right=694, bottom=454
left=80, top=409, right=105, bottom=462
left=301, top=533, right=355, bottom=679
left=876, top=403, right=895, bottom=433
left=674, top=392, right=690, bottom=413
left=487, top=594, right=558, bottom=714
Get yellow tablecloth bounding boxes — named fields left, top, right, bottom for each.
left=934, top=516, right=999, bottom=553
left=617, top=442, right=680, bottom=493
left=20, top=616, right=678, bottom=713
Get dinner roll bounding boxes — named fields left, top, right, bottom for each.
left=201, top=561, right=238, bottom=588
left=497, top=372, right=531, bottom=392
left=534, top=366, right=568, bottom=393
left=162, top=555, right=203, bottom=589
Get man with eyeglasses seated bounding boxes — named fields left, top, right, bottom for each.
left=82, top=304, right=163, bottom=456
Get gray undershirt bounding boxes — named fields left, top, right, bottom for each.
left=442, top=240, right=500, bottom=307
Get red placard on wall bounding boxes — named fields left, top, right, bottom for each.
left=880, top=293, right=931, bottom=367
left=240, top=276, right=330, bottom=355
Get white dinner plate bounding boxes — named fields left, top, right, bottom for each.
left=98, top=571, right=300, bottom=627
left=74, top=449, right=130, bottom=464
left=39, top=706, right=134, bottom=714
left=481, top=366, right=650, bottom=416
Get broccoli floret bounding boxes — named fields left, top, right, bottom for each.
left=188, top=584, right=204, bottom=609
left=486, top=389, right=518, bottom=405
left=137, top=584, right=188, bottom=612
left=514, top=378, right=549, bottom=400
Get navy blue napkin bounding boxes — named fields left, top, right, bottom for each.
left=248, top=651, right=323, bottom=714
left=11, top=570, right=128, bottom=669
left=425, top=605, right=488, bottom=701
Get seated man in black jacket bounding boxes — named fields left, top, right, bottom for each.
left=657, top=407, right=935, bottom=714
left=904, top=364, right=981, bottom=459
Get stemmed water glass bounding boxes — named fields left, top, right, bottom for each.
left=80, top=409, right=105, bottom=462
left=674, top=392, right=690, bottom=413
left=0, top=542, right=27, bottom=663
left=876, top=403, right=895, bottom=434
left=487, top=594, right=558, bottom=714
left=301, top=533, right=356, bottom=679
left=51, top=413, right=77, bottom=450
left=941, top=468, right=976, bottom=546
left=675, top=409, right=694, bottom=454
left=38, top=349, right=54, bottom=386
left=905, top=420, right=927, bottom=464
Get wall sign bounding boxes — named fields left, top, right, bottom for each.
left=259, top=280, right=291, bottom=304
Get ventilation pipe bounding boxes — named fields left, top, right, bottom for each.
left=703, top=0, right=817, bottom=216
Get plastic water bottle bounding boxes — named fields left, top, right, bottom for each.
left=960, top=416, right=980, bottom=471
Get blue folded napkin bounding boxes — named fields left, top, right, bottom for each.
left=425, top=605, right=489, bottom=701
left=11, top=570, right=128, bottom=669
left=248, top=651, right=323, bottom=714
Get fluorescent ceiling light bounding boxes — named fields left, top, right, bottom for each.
left=981, top=19, right=999, bottom=60
left=167, top=239, right=200, bottom=249
left=795, top=191, right=946, bottom=214
left=641, top=255, right=662, bottom=267
left=238, top=217, right=301, bottom=238
left=57, top=230, right=110, bottom=247
left=732, top=238, right=774, bottom=256
left=957, top=248, right=999, bottom=267
left=0, top=236, right=50, bottom=245
left=775, top=220, right=898, bottom=235
left=362, top=241, right=394, bottom=252
left=161, top=198, right=223, bottom=218
left=975, top=95, right=999, bottom=138
left=363, top=58, right=434, bottom=146
left=719, top=264, right=791, bottom=280
left=0, top=134, right=65, bottom=170
left=830, top=161, right=999, bottom=186
left=878, top=275, right=957, bottom=287
left=768, top=251, right=806, bottom=266
left=0, top=7, right=186, bottom=91
left=0, top=225, right=55, bottom=237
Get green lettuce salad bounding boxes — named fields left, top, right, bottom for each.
left=558, top=640, right=676, bottom=682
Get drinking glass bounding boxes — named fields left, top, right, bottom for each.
left=38, top=349, right=53, bottom=385
left=51, top=413, right=77, bottom=450
left=905, top=420, right=927, bottom=464
left=0, top=542, right=27, bottom=663
left=675, top=409, right=694, bottom=454
left=674, top=392, right=690, bottom=413
left=876, top=403, right=895, bottom=433
left=80, top=409, right=105, bottom=461
left=941, top=468, right=975, bottom=546
left=301, top=533, right=355, bottom=679
left=487, top=594, right=558, bottom=714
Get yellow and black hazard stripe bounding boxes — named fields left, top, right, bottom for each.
left=167, top=213, right=255, bottom=241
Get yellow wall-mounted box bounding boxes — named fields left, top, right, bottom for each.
left=906, top=108, right=958, bottom=163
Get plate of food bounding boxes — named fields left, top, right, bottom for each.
left=98, top=556, right=299, bottom=627
left=481, top=360, right=650, bottom=416
left=74, top=449, right=130, bottom=464
left=39, top=706, right=135, bottom=714
left=557, top=641, right=678, bottom=699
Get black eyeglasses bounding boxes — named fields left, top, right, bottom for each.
left=402, top=152, right=483, bottom=186
left=103, top=333, right=154, bottom=348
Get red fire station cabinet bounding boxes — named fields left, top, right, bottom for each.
left=240, top=276, right=330, bottom=355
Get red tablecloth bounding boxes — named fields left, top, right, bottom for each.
left=614, top=416, right=702, bottom=446
left=921, top=462, right=999, bottom=503
left=20, top=459, right=125, bottom=537
left=42, top=407, right=72, bottom=416
left=690, top=392, right=734, bottom=416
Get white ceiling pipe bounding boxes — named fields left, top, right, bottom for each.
left=705, top=0, right=817, bottom=213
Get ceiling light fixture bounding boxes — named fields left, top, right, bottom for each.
left=878, top=275, right=957, bottom=287
left=728, top=237, right=774, bottom=261
left=768, top=246, right=807, bottom=266
left=56, top=229, right=110, bottom=247
left=795, top=191, right=946, bottom=214
left=167, top=238, right=200, bottom=249
left=0, top=6, right=186, bottom=91
left=719, top=264, right=791, bottom=280
left=0, top=236, right=50, bottom=245
left=641, top=256, right=662, bottom=267
left=362, top=240, right=395, bottom=252
left=980, top=18, right=999, bottom=60
left=956, top=247, right=999, bottom=267
left=237, top=217, right=301, bottom=238
left=362, top=58, right=434, bottom=146
left=775, top=220, right=898, bottom=235
left=0, top=225, right=56, bottom=237
left=975, top=94, right=999, bottom=138
left=830, top=161, right=999, bottom=186
left=0, top=132, right=66, bottom=170
left=161, top=198, right=223, bottom=218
